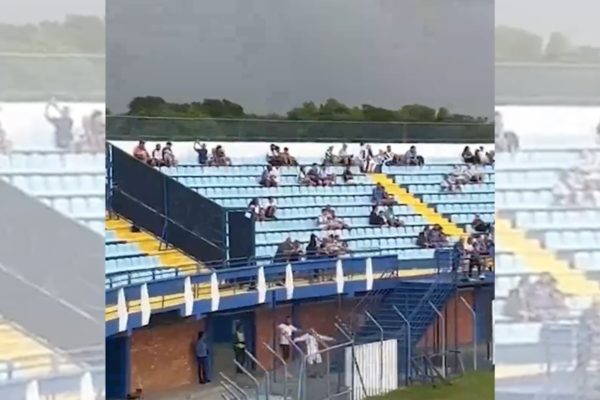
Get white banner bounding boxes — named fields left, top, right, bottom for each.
left=345, top=339, right=398, bottom=400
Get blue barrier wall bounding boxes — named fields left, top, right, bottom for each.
left=227, top=210, right=255, bottom=265
left=108, top=144, right=227, bottom=262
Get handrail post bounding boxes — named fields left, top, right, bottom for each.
left=219, top=372, right=249, bottom=400
left=233, top=361, right=260, bottom=400
left=429, top=301, right=446, bottom=378
left=245, top=350, right=270, bottom=400
left=365, top=311, right=384, bottom=392
left=263, top=342, right=287, bottom=399
left=459, top=296, right=477, bottom=371
left=392, top=305, right=412, bottom=384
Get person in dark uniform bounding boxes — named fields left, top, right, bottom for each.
left=195, top=331, right=210, bottom=384
left=233, top=322, right=246, bottom=373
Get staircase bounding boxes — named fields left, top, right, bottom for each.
left=355, top=280, right=456, bottom=346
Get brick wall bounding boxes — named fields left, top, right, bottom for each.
left=129, top=317, right=204, bottom=394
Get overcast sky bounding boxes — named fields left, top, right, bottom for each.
left=0, top=0, right=103, bottom=23
left=107, top=0, right=494, bottom=117
left=496, top=0, right=600, bottom=46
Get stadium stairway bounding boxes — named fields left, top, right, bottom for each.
left=355, top=280, right=456, bottom=345
left=369, top=174, right=464, bottom=238
left=105, top=217, right=201, bottom=275
left=496, top=217, right=599, bottom=296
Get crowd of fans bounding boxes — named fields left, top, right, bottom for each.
left=133, top=140, right=178, bottom=167
left=440, top=164, right=485, bottom=192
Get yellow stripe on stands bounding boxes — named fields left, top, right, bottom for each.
left=496, top=218, right=600, bottom=296
left=0, top=317, right=79, bottom=378
left=369, top=173, right=464, bottom=237
left=105, top=268, right=438, bottom=321
left=106, top=217, right=204, bottom=274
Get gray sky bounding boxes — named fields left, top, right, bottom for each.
left=0, top=0, right=103, bottom=23
left=496, top=0, right=600, bottom=46
left=107, top=0, right=494, bottom=117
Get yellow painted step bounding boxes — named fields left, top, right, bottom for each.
left=105, top=218, right=200, bottom=272
left=369, top=173, right=464, bottom=237
left=496, top=218, right=600, bottom=296
left=0, top=318, right=79, bottom=378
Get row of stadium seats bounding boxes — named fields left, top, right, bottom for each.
left=0, top=152, right=103, bottom=173
left=5, top=174, right=104, bottom=196
left=515, top=209, right=600, bottom=229
left=175, top=175, right=370, bottom=187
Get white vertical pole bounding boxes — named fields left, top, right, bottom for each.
left=460, top=296, right=477, bottom=371
left=429, top=301, right=446, bottom=378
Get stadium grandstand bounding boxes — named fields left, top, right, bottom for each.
left=495, top=106, right=600, bottom=400
left=104, top=121, right=495, bottom=400
left=0, top=101, right=105, bottom=399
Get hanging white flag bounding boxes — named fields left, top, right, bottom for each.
left=285, top=263, right=294, bottom=299
left=140, top=284, right=151, bottom=327
left=210, top=273, right=220, bottom=311
left=365, top=257, right=374, bottom=291
left=336, top=259, right=345, bottom=293
left=257, top=266, right=267, bottom=304
left=117, top=288, right=128, bottom=332
left=184, top=276, right=194, bottom=316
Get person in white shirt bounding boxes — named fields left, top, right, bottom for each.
left=294, top=328, right=335, bottom=366
left=278, top=316, right=299, bottom=361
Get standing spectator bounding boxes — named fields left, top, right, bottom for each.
left=193, top=141, right=209, bottom=165
left=133, top=140, right=150, bottom=163
left=233, top=322, right=246, bottom=373
left=278, top=317, right=299, bottom=362
left=338, top=144, right=353, bottom=166
left=294, top=329, right=335, bottom=376
left=323, top=146, right=336, bottom=165
left=263, top=197, right=277, bottom=219
left=45, top=98, right=74, bottom=150
left=195, top=331, right=210, bottom=384
left=162, top=142, right=177, bottom=167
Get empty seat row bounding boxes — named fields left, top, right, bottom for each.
left=573, top=252, right=600, bottom=271
left=496, top=190, right=553, bottom=208
left=0, top=152, right=103, bottom=173
left=105, top=267, right=178, bottom=288
left=437, top=203, right=494, bottom=213
left=37, top=196, right=104, bottom=218
left=516, top=210, right=600, bottom=229
left=422, top=193, right=494, bottom=204
left=164, top=165, right=360, bottom=177
left=7, top=174, right=104, bottom=196
left=495, top=171, right=557, bottom=186
left=496, top=150, right=592, bottom=165
left=212, top=195, right=373, bottom=208
left=174, top=175, right=370, bottom=187
left=395, top=173, right=495, bottom=184
left=196, top=185, right=373, bottom=198
left=545, top=230, right=600, bottom=250
left=105, top=255, right=162, bottom=272
left=105, top=243, right=144, bottom=258
left=407, top=183, right=494, bottom=194
left=450, top=213, right=494, bottom=224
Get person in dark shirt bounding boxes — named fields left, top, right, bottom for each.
left=45, top=99, right=73, bottom=150
left=305, top=234, right=320, bottom=259
left=472, top=215, right=491, bottom=233
left=342, top=166, right=354, bottom=183
left=369, top=206, right=386, bottom=226
left=194, top=141, right=209, bottom=165
left=195, top=331, right=210, bottom=384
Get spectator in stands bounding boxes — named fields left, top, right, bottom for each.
left=267, top=144, right=282, bottom=166
left=263, top=197, right=277, bottom=219
left=281, top=147, right=297, bottom=166
left=289, top=240, right=304, bottom=262
left=552, top=170, right=576, bottom=206
left=338, top=144, right=354, bottom=166
left=133, top=140, right=151, bottom=163
left=162, top=142, right=177, bottom=167
left=383, top=205, right=404, bottom=227
left=0, top=118, right=11, bottom=154
left=503, top=276, right=533, bottom=321
left=318, top=207, right=349, bottom=230
left=321, top=233, right=350, bottom=257
left=260, top=165, right=279, bottom=187
left=193, top=141, right=209, bottom=165
left=323, top=146, right=336, bottom=165
left=369, top=206, right=387, bottom=226
left=150, top=144, right=163, bottom=167
left=298, top=166, right=314, bottom=186
left=462, top=146, right=476, bottom=164
left=233, top=322, right=246, bottom=373
left=359, top=143, right=376, bottom=172
left=307, top=163, right=323, bottom=185
left=195, top=331, right=210, bottom=384
left=305, top=234, right=320, bottom=259
left=428, top=224, right=448, bottom=247
left=247, top=198, right=265, bottom=221
left=274, top=237, right=296, bottom=263
left=472, top=214, right=491, bottom=233
left=404, top=145, right=424, bottom=166
left=211, top=145, right=232, bottom=166
left=441, top=173, right=461, bottom=192
left=78, top=109, right=104, bottom=152
left=529, top=274, right=567, bottom=321
left=342, top=166, right=354, bottom=183
left=417, top=227, right=432, bottom=248
left=45, top=98, right=73, bottom=150
left=278, top=317, right=299, bottom=362
left=371, top=183, right=395, bottom=206
left=319, top=165, right=336, bottom=186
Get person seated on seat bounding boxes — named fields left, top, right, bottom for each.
left=382, top=145, right=399, bottom=166
left=416, top=228, right=431, bottom=248
left=298, top=166, right=314, bottom=186
left=428, top=225, right=448, bottom=248
left=441, top=173, right=461, bottom=192
left=267, top=144, right=283, bottom=166
left=193, top=141, right=209, bottom=165
left=259, top=165, right=279, bottom=187
left=162, top=142, right=177, bottom=167
left=472, top=214, right=491, bottom=233
left=280, top=147, right=297, bottom=166
left=383, top=205, right=404, bottom=227
left=371, top=183, right=395, bottom=206
left=323, top=146, right=336, bottom=165
left=369, top=206, right=387, bottom=226
left=338, top=144, right=354, bottom=166
left=150, top=143, right=164, bottom=167
left=305, top=234, right=320, bottom=259
left=247, top=198, right=265, bottom=221
left=274, top=237, right=296, bottom=263
left=318, top=207, right=349, bottom=230
left=211, top=145, right=232, bottom=166
left=342, top=165, right=354, bottom=183
left=133, top=140, right=151, bottom=163
left=319, top=165, right=336, bottom=186
left=263, top=197, right=277, bottom=219
left=462, top=146, right=476, bottom=164
left=307, top=163, right=323, bottom=185
left=404, top=145, right=424, bottom=166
